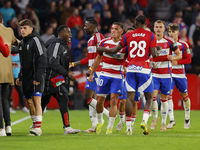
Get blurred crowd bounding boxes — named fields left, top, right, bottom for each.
left=0, top=0, right=200, bottom=74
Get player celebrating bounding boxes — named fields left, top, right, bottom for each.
left=97, top=15, right=161, bottom=135
left=69, top=19, right=109, bottom=132
left=167, top=23, right=191, bottom=129
left=88, top=22, right=126, bottom=134
left=150, top=20, right=182, bottom=131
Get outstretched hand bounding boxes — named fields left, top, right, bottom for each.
left=156, top=45, right=162, bottom=56
left=68, top=72, right=76, bottom=81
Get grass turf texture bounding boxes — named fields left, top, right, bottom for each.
left=1, top=110, right=200, bottom=150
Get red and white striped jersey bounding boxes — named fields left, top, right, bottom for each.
left=98, top=37, right=127, bottom=78
left=152, top=35, right=178, bottom=78
left=172, top=39, right=191, bottom=78
left=87, top=32, right=104, bottom=72
left=120, top=28, right=157, bottom=74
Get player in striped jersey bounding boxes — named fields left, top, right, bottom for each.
left=97, top=15, right=162, bottom=135
left=88, top=22, right=126, bottom=134
left=69, top=19, right=109, bottom=132
left=167, top=23, right=191, bottom=129
left=151, top=20, right=182, bottom=131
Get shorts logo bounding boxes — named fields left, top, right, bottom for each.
left=86, top=84, right=89, bottom=87
left=117, top=90, right=121, bottom=93
left=184, top=89, right=187, bottom=92
left=167, top=91, right=170, bottom=94
left=128, top=65, right=143, bottom=71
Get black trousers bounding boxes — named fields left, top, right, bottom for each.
left=0, top=83, right=11, bottom=128
left=41, top=89, right=70, bottom=128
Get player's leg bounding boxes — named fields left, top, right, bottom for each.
left=41, top=94, right=51, bottom=113
left=96, top=95, right=106, bottom=134
left=150, top=90, right=159, bottom=130
left=151, top=77, right=160, bottom=130
left=30, top=94, right=43, bottom=136
left=131, top=91, right=139, bottom=131
left=167, top=89, right=176, bottom=129
left=116, top=98, right=126, bottom=131
left=106, top=93, right=119, bottom=134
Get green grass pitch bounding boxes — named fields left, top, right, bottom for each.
left=1, top=109, right=200, bottom=150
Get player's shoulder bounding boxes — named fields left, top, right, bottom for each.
left=163, top=35, right=175, bottom=43
left=100, top=37, right=112, bottom=43
left=178, top=39, right=189, bottom=47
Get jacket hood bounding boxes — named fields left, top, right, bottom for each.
left=45, top=35, right=68, bottom=47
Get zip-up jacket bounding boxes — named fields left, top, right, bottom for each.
left=44, top=35, right=70, bottom=94
left=18, top=28, right=47, bottom=93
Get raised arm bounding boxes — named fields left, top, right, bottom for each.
left=97, top=43, right=123, bottom=54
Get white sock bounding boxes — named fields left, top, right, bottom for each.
left=161, top=100, right=168, bottom=124
left=119, top=111, right=125, bottom=123
left=35, top=115, right=42, bottom=122
left=97, top=112, right=103, bottom=124
left=168, top=99, right=174, bottom=121
left=183, top=98, right=191, bottom=120
left=126, top=121, right=132, bottom=131
left=89, top=106, right=97, bottom=129
left=142, top=110, right=150, bottom=124
left=89, top=98, right=109, bottom=118
left=107, top=117, right=115, bottom=130
left=31, top=115, right=36, bottom=124
left=152, top=100, right=158, bottom=119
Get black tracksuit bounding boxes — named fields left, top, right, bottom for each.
left=41, top=35, right=71, bottom=128
left=18, top=29, right=47, bottom=95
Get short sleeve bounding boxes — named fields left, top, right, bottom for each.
left=150, top=33, right=157, bottom=48
left=120, top=34, right=127, bottom=47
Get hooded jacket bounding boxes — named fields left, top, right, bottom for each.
left=19, top=28, right=47, bottom=93
left=44, top=35, right=70, bottom=94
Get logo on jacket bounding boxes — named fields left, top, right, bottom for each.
left=27, top=44, right=29, bottom=50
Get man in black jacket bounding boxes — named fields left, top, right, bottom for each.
left=41, top=25, right=80, bottom=134
left=16, top=19, right=46, bottom=136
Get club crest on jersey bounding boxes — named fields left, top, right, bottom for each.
left=128, top=64, right=143, bottom=71
left=164, top=43, right=168, bottom=48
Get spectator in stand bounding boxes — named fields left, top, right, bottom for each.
left=92, top=0, right=107, bottom=12
left=58, top=0, right=74, bottom=25
left=66, top=8, right=84, bottom=30
left=192, top=38, right=200, bottom=75
left=179, top=28, right=191, bottom=48
left=191, top=2, right=200, bottom=24
left=23, top=4, right=40, bottom=33
left=101, top=3, right=109, bottom=18
left=71, top=28, right=87, bottom=61
left=7, top=18, right=22, bottom=40
left=46, top=1, right=59, bottom=25
left=112, top=5, right=126, bottom=23
left=169, top=0, right=189, bottom=22
left=137, top=10, right=150, bottom=29
left=137, top=0, right=148, bottom=16
left=81, top=2, right=95, bottom=22
left=94, top=11, right=102, bottom=31
left=107, top=0, right=124, bottom=12
left=12, top=0, right=21, bottom=16
left=41, top=26, right=54, bottom=43
left=101, top=10, right=113, bottom=34
left=16, top=0, right=30, bottom=14
left=125, top=0, right=141, bottom=19
left=0, top=0, right=16, bottom=26
left=49, top=19, right=58, bottom=37
left=189, top=15, right=200, bottom=47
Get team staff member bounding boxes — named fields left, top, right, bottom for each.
left=0, top=12, right=20, bottom=137
left=16, top=19, right=46, bottom=136
left=41, top=25, right=80, bottom=135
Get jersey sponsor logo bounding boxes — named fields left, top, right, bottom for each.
left=128, top=64, right=143, bottom=71
left=186, top=48, right=191, bottom=54
left=132, top=33, right=146, bottom=37
left=106, top=53, right=122, bottom=59
left=88, top=47, right=95, bottom=53
left=161, top=50, right=168, bottom=55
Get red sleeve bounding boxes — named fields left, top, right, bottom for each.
left=0, top=36, right=9, bottom=57
left=79, top=57, right=88, bottom=65
left=150, top=33, right=157, bottom=48
left=178, top=42, right=191, bottom=65
left=120, top=34, right=127, bottom=47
